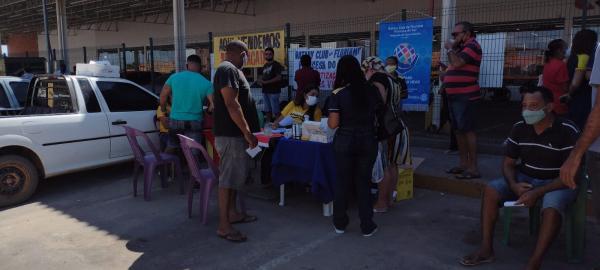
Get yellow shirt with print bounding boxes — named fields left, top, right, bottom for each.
left=281, top=101, right=322, bottom=124
left=156, top=105, right=171, bottom=133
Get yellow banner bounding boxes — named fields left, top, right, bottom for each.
left=213, top=30, right=285, bottom=68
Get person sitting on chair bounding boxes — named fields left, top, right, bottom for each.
left=461, top=87, right=580, bottom=270
left=273, top=84, right=322, bottom=128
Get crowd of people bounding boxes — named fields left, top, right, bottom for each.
left=153, top=20, right=599, bottom=269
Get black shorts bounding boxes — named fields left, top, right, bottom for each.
left=448, top=95, right=478, bottom=133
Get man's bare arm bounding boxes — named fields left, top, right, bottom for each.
left=447, top=51, right=466, bottom=68
left=263, top=74, right=282, bottom=84
left=502, top=157, right=518, bottom=187
left=571, top=89, right=600, bottom=159
left=160, top=84, right=172, bottom=113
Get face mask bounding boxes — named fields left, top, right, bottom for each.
left=385, top=65, right=397, bottom=74
left=306, top=95, right=318, bottom=106
left=522, top=108, right=546, bottom=125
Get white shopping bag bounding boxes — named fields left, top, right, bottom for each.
left=371, top=144, right=384, bottom=183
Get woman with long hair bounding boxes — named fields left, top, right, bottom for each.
left=328, top=55, right=382, bottom=236
left=273, top=84, right=322, bottom=127
left=542, top=39, right=569, bottom=116
left=566, top=29, right=598, bottom=128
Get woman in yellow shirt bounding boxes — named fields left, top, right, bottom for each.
left=274, top=85, right=322, bottom=127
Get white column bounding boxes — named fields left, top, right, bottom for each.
left=55, top=0, right=68, bottom=69
left=173, top=0, right=186, bottom=72
left=440, top=0, right=456, bottom=65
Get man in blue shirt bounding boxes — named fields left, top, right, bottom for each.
left=160, top=54, right=214, bottom=151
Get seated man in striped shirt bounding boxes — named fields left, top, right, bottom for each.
left=461, top=87, right=580, bottom=270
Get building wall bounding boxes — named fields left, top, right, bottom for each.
left=8, top=33, right=39, bottom=57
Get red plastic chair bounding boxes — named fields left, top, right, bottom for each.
left=122, top=126, right=183, bottom=201
left=178, top=134, right=219, bottom=224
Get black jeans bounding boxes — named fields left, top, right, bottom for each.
left=333, top=128, right=378, bottom=233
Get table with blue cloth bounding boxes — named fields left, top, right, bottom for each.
left=271, top=138, right=337, bottom=214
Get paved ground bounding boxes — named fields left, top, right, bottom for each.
left=0, top=152, right=598, bottom=270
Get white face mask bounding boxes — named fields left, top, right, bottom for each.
left=306, top=95, right=318, bottom=106
left=385, top=65, right=397, bottom=74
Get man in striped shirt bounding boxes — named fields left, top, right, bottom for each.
left=443, top=21, right=483, bottom=179
left=461, top=87, right=580, bottom=269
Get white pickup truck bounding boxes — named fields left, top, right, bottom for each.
left=0, top=75, right=159, bottom=207
left=0, top=76, right=30, bottom=116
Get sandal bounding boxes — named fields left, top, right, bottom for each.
left=455, top=171, right=481, bottom=180
left=446, top=167, right=465, bottom=174
left=230, top=215, right=258, bottom=224
left=217, top=230, right=247, bottom=243
left=373, top=208, right=388, bottom=213
left=459, top=254, right=495, bottom=266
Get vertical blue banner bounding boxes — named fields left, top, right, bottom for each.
left=379, top=18, right=433, bottom=111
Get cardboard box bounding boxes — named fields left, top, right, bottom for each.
left=395, top=167, right=414, bottom=201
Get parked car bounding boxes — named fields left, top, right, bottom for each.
left=0, top=75, right=159, bottom=207
left=0, top=76, right=30, bottom=116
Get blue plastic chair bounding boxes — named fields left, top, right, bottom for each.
left=123, top=126, right=183, bottom=201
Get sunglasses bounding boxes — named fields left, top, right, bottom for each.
left=451, top=31, right=465, bottom=38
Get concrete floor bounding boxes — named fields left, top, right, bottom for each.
left=0, top=160, right=598, bottom=270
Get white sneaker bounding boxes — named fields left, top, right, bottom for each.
left=334, top=226, right=345, bottom=234
left=362, top=226, right=378, bottom=237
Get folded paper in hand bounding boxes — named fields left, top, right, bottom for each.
left=503, top=201, right=525, bottom=207
left=246, top=146, right=262, bottom=158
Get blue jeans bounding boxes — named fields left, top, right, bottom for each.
left=167, top=119, right=203, bottom=149
left=488, top=172, right=578, bottom=216
left=263, top=93, right=281, bottom=115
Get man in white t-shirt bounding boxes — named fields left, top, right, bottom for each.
left=561, top=44, right=600, bottom=231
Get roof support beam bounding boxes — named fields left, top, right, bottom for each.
left=173, top=0, right=186, bottom=72
left=56, top=0, right=68, bottom=69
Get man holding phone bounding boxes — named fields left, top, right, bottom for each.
left=461, top=87, right=580, bottom=269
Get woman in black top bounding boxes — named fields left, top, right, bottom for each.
left=328, top=55, right=382, bottom=236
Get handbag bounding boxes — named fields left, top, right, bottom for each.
left=376, top=77, right=405, bottom=141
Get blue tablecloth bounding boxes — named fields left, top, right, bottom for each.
left=271, top=138, right=337, bottom=203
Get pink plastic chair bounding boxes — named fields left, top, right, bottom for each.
left=177, top=134, right=219, bottom=224
left=123, top=126, right=183, bottom=201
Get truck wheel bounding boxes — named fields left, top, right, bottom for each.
left=0, top=155, right=39, bottom=207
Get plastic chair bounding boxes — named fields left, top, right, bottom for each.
left=178, top=134, right=220, bottom=224
left=501, top=166, right=589, bottom=263
left=123, top=126, right=183, bottom=201
left=202, top=129, right=220, bottom=164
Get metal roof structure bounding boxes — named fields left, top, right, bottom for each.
left=0, top=0, right=256, bottom=35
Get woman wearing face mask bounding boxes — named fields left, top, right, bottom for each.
left=542, top=39, right=569, bottom=117
left=274, top=84, right=322, bottom=128
left=362, top=56, right=405, bottom=213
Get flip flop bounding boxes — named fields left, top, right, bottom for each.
left=217, top=231, right=247, bottom=243
left=373, top=208, right=388, bottom=213
left=230, top=215, right=258, bottom=224
left=446, top=167, right=465, bottom=174
left=456, top=171, right=482, bottom=180
left=459, top=254, right=495, bottom=266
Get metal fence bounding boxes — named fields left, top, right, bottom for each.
left=5, top=0, right=597, bottom=100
